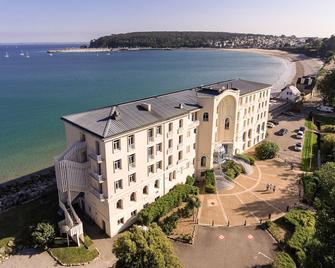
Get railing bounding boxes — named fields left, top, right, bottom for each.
left=167, top=131, right=173, bottom=138
left=177, top=127, right=183, bottom=134
left=167, top=148, right=173, bottom=155
left=128, top=162, right=136, bottom=170
left=147, top=154, right=154, bottom=162
left=90, top=171, right=104, bottom=183
left=147, top=136, right=154, bottom=143
left=128, top=143, right=135, bottom=152
left=177, top=143, right=183, bottom=150
left=90, top=188, right=105, bottom=201
left=89, top=153, right=102, bottom=163
left=188, top=120, right=200, bottom=129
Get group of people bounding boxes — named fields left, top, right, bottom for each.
left=266, top=183, right=276, bottom=192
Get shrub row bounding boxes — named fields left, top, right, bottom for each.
left=204, top=170, right=216, bottom=193
left=137, top=184, right=198, bottom=225
left=235, top=154, right=255, bottom=165
left=320, top=124, right=335, bottom=133
left=272, top=251, right=296, bottom=268
left=221, top=160, right=244, bottom=180
left=301, top=174, right=319, bottom=205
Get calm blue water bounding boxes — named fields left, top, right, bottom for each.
left=0, top=44, right=286, bottom=182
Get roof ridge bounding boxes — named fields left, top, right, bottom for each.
left=102, top=106, right=115, bottom=137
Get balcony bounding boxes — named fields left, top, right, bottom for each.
left=167, top=131, right=173, bottom=138
left=90, top=172, right=104, bottom=183
left=128, top=162, right=136, bottom=171
left=128, top=143, right=135, bottom=152
left=147, top=154, right=154, bottom=162
left=167, top=147, right=173, bottom=155
left=90, top=188, right=105, bottom=201
left=89, top=153, right=102, bottom=163
left=188, top=120, right=200, bottom=129
left=177, top=143, right=183, bottom=150
left=177, top=127, right=183, bottom=134
left=147, top=136, right=154, bottom=144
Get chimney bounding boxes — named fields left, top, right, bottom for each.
left=111, top=106, right=121, bottom=120
left=178, top=103, right=184, bottom=109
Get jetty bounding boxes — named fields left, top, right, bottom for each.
left=47, top=47, right=112, bottom=53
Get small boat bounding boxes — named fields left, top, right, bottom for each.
left=4, top=50, right=9, bottom=58
left=107, top=52, right=111, bottom=55
left=20, top=51, right=24, bottom=56
left=49, top=53, right=53, bottom=56
left=26, top=51, right=30, bottom=58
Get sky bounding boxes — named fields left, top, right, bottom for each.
left=0, top=0, right=334, bottom=43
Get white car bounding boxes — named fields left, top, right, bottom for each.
left=267, top=122, right=275, bottom=128
left=296, top=131, right=304, bottom=139
left=295, top=142, right=302, bottom=151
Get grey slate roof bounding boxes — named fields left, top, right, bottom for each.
left=62, top=79, right=271, bottom=138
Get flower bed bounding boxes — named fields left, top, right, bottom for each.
left=221, top=160, right=244, bottom=180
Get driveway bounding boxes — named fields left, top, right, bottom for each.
left=174, top=225, right=277, bottom=268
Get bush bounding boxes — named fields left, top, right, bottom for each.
left=321, top=134, right=335, bottom=161
left=235, top=154, right=255, bottom=165
left=301, top=174, right=319, bottom=204
left=272, top=252, right=296, bottom=268
left=221, top=160, right=244, bottom=179
left=30, top=222, right=55, bottom=248
left=225, top=169, right=236, bottom=180
left=185, top=175, right=194, bottom=186
left=137, top=184, right=198, bottom=225
left=159, top=213, right=179, bottom=235
left=320, top=124, right=335, bottom=133
left=255, top=141, right=279, bottom=160
left=204, top=170, right=216, bottom=193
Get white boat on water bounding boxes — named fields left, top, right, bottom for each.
left=4, top=51, right=9, bottom=58
left=20, top=51, right=24, bottom=56
left=49, top=53, right=53, bottom=56
left=26, top=51, right=30, bottom=58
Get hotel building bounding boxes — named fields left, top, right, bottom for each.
left=54, top=79, right=271, bottom=244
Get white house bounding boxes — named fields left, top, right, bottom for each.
left=278, top=85, right=301, bottom=102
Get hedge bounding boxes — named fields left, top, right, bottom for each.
left=137, top=184, right=198, bottom=225
left=235, top=154, right=255, bottom=165
left=221, top=160, right=244, bottom=180
left=301, top=174, right=319, bottom=204
left=272, top=252, right=296, bottom=268
left=204, top=170, right=216, bottom=193
left=320, top=124, right=335, bottom=133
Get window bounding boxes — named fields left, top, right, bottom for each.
left=116, top=199, right=123, bottom=209
left=147, top=165, right=154, bottom=175
left=178, top=135, right=183, bottom=144
left=128, top=154, right=135, bottom=168
left=168, top=122, right=173, bottom=132
left=200, top=171, right=206, bottom=177
left=156, top=161, right=162, bottom=170
left=168, top=155, right=173, bottom=166
left=156, top=143, right=162, bottom=153
left=191, top=112, right=197, bottom=121
left=201, top=156, right=206, bottom=167
left=129, top=173, right=136, bottom=184
left=248, top=129, right=252, bottom=138
left=131, top=210, right=137, bottom=217
left=243, top=132, right=246, bottom=142
left=224, top=118, right=230, bottom=130
left=113, top=139, right=121, bottom=151
left=128, top=135, right=135, bottom=149
left=203, top=112, right=209, bottom=121
left=147, top=128, right=154, bottom=142
left=179, top=119, right=183, bottom=128
left=257, top=125, right=260, bottom=134
left=168, top=139, right=173, bottom=149
left=169, top=172, right=173, bottom=181
left=130, top=192, right=136, bottom=201
left=261, top=122, right=265, bottom=131
left=114, top=159, right=122, bottom=171
left=154, top=180, right=160, bottom=188
left=115, top=179, right=123, bottom=190
left=178, top=151, right=183, bottom=161
left=117, top=218, right=124, bottom=225
left=143, top=186, right=149, bottom=195
left=147, top=146, right=154, bottom=160
left=156, top=125, right=162, bottom=135
left=95, top=141, right=100, bottom=154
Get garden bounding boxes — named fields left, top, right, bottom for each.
left=221, top=159, right=245, bottom=180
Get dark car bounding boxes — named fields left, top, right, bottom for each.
left=299, top=126, right=305, bottom=132
left=269, top=119, right=279, bottom=125
left=277, top=128, right=288, bottom=136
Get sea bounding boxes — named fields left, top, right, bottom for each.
left=0, top=44, right=288, bottom=183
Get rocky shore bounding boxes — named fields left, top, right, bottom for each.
left=0, top=167, right=57, bottom=214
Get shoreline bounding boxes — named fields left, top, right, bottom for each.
left=220, top=48, right=324, bottom=92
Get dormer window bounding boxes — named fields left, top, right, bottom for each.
left=203, top=112, right=209, bottom=121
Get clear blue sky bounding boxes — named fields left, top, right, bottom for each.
left=1, top=0, right=334, bottom=43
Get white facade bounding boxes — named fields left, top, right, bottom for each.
left=278, top=85, right=301, bottom=102
left=55, top=80, right=271, bottom=241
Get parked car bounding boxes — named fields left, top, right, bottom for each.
left=299, top=126, right=305, bottom=132
left=267, top=122, right=275, bottom=128
left=295, top=142, right=302, bottom=151
left=316, top=105, right=334, bottom=113
left=269, top=119, right=279, bottom=125
left=277, top=128, right=288, bottom=136
left=296, top=131, right=304, bottom=139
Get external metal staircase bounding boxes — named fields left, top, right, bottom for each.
left=55, top=141, right=90, bottom=246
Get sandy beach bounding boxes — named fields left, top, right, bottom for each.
left=222, top=48, right=324, bottom=93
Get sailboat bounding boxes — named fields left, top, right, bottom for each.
left=26, top=51, right=30, bottom=58
left=20, top=50, right=25, bottom=56
left=4, top=50, right=9, bottom=58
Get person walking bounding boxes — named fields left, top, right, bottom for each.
left=266, top=183, right=270, bottom=191
left=273, top=185, right=276, bottom=192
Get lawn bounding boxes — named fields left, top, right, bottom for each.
left=0, top=191, right=59, bottom=248
left=301, top=130, right=318, bottom=171
left=49, top=235, right=99, bottom=265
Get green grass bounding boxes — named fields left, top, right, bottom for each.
left=49, top=236, right=99, bottom=265
left=304, top=119, right=317, bottom=130
left=301, top=130, right=318, bottom=171
left=0, top=192, right=59, bottom=247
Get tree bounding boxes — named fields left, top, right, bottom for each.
left=272, top=252, right=296, bottom=268
left=30, top=222, right=55, bottom=248
left=112, top=223, right=182, bottom=268
left=185, top=175, right=194, bottom=186
left=318, top=69, right=335, bottom=106
left=255, top=141, right=279, bottom=160
left=321, top=134, right=335, bottom=161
